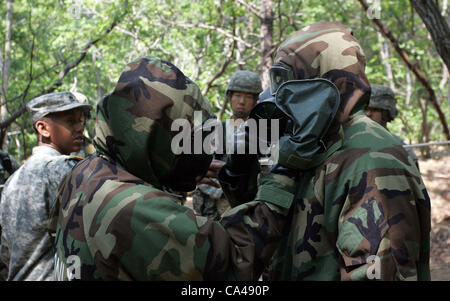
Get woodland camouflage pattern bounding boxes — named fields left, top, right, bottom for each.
left=368, top=84, right=418, bottom=166
left=392, top=133, right=419, bottom=168
left=49, top=56, right=296, bottom=280
left=263, top=21, right=431, bottom=280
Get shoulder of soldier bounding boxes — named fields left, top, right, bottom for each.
left=70, top=155, right=86, bottom=161
left=71, top=156, right=182, bottom=205
left=44, top=154, right=85, bottom=179
left=344, top=114, right=403, bottom=151
left=325, top=115, right=415, bottom=180
left=390, top=133, right=406, bottom=145
left=71, top=179, right=187, bottom=237
left=47, top=154, right=81, bottom=165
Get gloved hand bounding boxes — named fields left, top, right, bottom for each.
left=218, top=121, right=259, bottom=185
left=218, top=153, right=260, bottom=207
left=197, top=159, right=225, bottom=188
left=217, top=122, right=261, bottom=207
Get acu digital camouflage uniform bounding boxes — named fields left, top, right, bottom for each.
left=49, top=56, right=297, bottom=280
left=0, top=92, right=90, bottom=281
left=259, top=21, right=430, bottom=280
left=369, top=84, right=419, bottom=168
left=0, top=151, right=20, bottom=280
left=0, top=146, right=80, bottom=280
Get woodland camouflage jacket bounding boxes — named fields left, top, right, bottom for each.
left=265, top=21, right=431, bottom=280
left=48, top=56, right=296, bottom=280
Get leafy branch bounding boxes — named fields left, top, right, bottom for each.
left=0, top=1, right=129, bottom=130
left=358, top=0, right=450, bottom=140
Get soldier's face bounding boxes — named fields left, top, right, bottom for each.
left=230, top=92, right=256, bottom=119
left=44, top=108, right=86, bottom=155
left=365, top=107, right=383, bottom=125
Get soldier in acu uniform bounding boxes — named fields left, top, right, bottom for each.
left=366, top=84, right=420, bottom=170
left=49, top=56, right=297, bottom=280
left=0, top=92, right=91, bottom=280
left=0, top=150, right=20, bottom=281
left=192, top=70, right=262, bottom=220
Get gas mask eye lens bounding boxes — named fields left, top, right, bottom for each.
left=269, top=65, right=294, bottom=95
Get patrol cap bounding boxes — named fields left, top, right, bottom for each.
left=27, top=92, right=92, bottom=124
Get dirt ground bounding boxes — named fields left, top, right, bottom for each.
left=420, top=154, right=450, bottom=281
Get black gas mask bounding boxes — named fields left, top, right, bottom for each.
left=249, top=64, right=341, bottom=170
left=162, top=115, right=216, bottom=192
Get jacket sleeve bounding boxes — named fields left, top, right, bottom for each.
left=335, top=159, right=431, bottom=281
left=72, top=173, right=297, bottom=281
left=204, top=172, right=297, bottom=280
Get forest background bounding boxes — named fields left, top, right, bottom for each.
left=0, top=0, right=449, bottom=161
left=0, top=0, right=449, bottom=280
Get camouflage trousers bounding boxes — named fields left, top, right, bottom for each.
left=192, top=187, right=230, bottom=220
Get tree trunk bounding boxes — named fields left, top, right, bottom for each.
left=92, top=51, right=104, bottom=100
left=358, top=0, right=450, bottom=140
left=405, top=66, right=413, bottom=108
left=260, top=0, right=274, bottom=90
left=14, top=134, right=20, bottom=161
left=410, top=0, right=450, bottom=72
left=376, top=31, right=395, bottom=91
left=1, top=0, right=14, bottom=150
left=236, top=26, right=246, bottom=71
left=418, top=96, right=431, bottom=158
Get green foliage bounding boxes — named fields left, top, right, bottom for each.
left=0, top=0, right=448, bottom=160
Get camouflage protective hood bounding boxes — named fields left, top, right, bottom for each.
left=275, top=21, right=370, bottom=123
left=93, top=56, right=213, bottom=188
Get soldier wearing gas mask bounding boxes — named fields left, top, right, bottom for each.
left=219, top=21, right=431, bottom=280
left=48, top=56, right=298, bottom=280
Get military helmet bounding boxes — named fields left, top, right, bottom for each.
left=368, top=84, right=398, bottom=120
left=226, top=70, right=263, bottom=96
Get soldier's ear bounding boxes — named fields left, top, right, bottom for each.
left=35, top=119, right=51, bottom=138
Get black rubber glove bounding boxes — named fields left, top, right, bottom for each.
left=218, top=122, right=258, bottom=185
left=218, top=123, right=261, bottom=207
